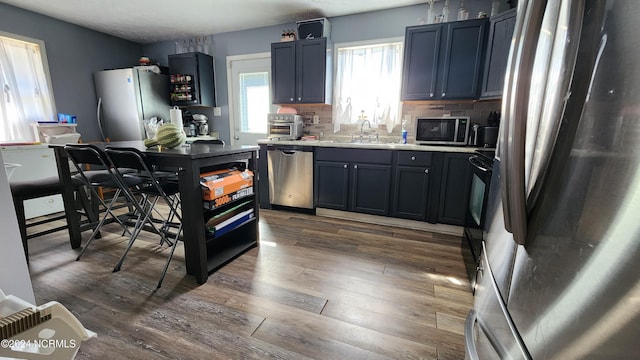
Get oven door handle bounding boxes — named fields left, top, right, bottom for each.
left=469, top=155, right=490, bottom=173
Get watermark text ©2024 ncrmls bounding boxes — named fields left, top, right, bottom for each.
left=1, top=338, right=78, bottom=349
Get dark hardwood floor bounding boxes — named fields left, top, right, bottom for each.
left=26, top=209, right=473, bottom=359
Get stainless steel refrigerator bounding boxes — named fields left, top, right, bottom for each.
left=94, top=68, right=170, bottom=141
left=465, top=1, right=640, bottom=358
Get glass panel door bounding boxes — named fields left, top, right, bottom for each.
left=228, top=54, right=276, bottom=145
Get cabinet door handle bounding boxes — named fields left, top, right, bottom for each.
left=343, top=164, right=348, bottom=168
left=425, top=169, right=429, bottom=174
left=411, top=156, right=416, bottom=160
left=429, top=93, right=434, bottom=98
left=298, top=97, right=302, bottom=101
left=290, top=97, right=294, bottom=102
left=442, top=92, right=446, bottom=97
left=354, top=165, right=358, bottom=170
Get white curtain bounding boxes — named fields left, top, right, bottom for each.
left=333, top=42, right=403, bottom=133
left=0, top=36, right=55, bottom=142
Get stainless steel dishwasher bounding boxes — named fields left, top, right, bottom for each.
left=267, top=145, right=314, bottom=209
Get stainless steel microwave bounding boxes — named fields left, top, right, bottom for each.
left=415, top=116, right=470, bottom=146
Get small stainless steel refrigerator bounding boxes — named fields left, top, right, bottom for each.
left=94, top=68, right=170, bottom=141
left=466, top=1, right=640, bottom=359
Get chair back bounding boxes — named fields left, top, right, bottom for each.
left=104, top=147, right=150, bottom=173
left=193, top=139, right=225, bottom=145
left=65, top=144, right=111, bottom=168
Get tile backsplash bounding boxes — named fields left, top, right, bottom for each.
left=283, top=99, right=502, bottom=143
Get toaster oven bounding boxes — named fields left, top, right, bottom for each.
left=267, top=114, right=303, bottom=140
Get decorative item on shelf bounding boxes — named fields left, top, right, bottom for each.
left=491, top=0, right=500, bottom=16
left=138, top=56, right=151, bottom=65
left=457, top=0, right=469, bottom=20
left=478, top=11, right=488, bottom=18
left=280, top=29, right=296, bottom=42
left=426, top=0, right=435, bottom=24
left=442, top=0, right=450, bottom=22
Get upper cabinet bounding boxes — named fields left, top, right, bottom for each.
left=401, top=18, right=489, bottom=101
left=481, top=8, right=517, bottom=99
left=168, top=52, right=216, bottom=107
left=271, top=38, right=332, bottom=105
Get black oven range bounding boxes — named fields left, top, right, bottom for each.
left=462, top=149, right=495, bottom=293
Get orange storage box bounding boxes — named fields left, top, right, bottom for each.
left=200, top=168, right=254, bottom=201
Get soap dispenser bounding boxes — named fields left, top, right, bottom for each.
left=401, top=119, right=408, bottom=144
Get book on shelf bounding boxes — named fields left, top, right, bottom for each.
left=205, top=200, right=253, bottom=227
left=203, top=187, right=254, bottom=210
left=206, top=208, right=254, bottom=239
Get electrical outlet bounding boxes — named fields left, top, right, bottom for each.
left=213, top=107, right=222, bottom=116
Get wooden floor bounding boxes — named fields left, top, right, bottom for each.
left=27, top=209, right=473, bottom=360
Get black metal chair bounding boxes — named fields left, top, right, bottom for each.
left=64, top=144, right=144, bottom=260
left=192, top=139, right=225, bottom=145
left=10, top=176, right=69, bottom=264
left=105, top=146, right=183, bottom=288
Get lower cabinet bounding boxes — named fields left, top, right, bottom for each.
left=438, top=153, right=473, bottom=225
left=315, top=160, right=349, bottom=210
left=392, top=165, right=430, bottom=220
left=351, top=163, right=392, bottom=216
left=391, top=151, right=433, bottom=221
left=314, top=147, right=474, bottom=226
left=315, top=148, right=392, bottom=216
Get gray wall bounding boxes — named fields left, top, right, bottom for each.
left=0, top=2, right=142, bottom=142
left=143, top=1, right=501, bottom=143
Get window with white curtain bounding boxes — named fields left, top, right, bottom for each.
left=0, top=33, right=56, bottom=142
left=332, top=39, right=403, bottom=133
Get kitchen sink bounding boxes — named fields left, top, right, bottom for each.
left=306, top=138, right=410, bottom=148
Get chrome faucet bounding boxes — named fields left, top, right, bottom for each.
left=360, top=119, right=371, bottom=138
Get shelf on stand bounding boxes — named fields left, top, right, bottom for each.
left=206, top=217, right=258, bottom=273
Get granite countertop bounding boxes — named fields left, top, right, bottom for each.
left=257, top=139, right=492, bottom=153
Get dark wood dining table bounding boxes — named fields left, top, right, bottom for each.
left=50, top=141, right=260, bottom=285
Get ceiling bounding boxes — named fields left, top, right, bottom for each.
left=1, top=0, right=428, bottom=44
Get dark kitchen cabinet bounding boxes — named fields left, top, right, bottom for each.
left=315, top=148, right=392, bottom=215
left=351, top=163, right=392, bottom=216
left=401, top=18, right=489, bottom=101
left=315, top=160, right=350, bottom=210
left=168, top=52, right=216, bottom=107
left=438, top=153, right=472, bottom=225
left=481, top=9, right=517, bottom=99
left=271, top=38, right=332, bottom=104
left=392, top=151, right=433, bottom=221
